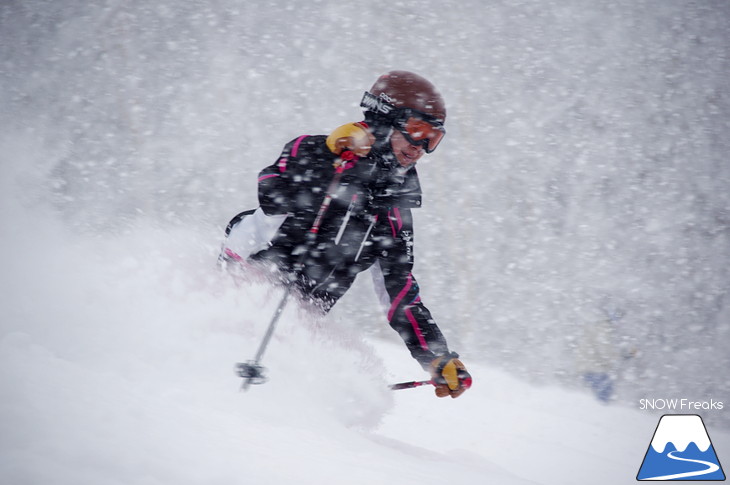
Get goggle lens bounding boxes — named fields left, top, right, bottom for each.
left=398, top=117, right=445, bottom=153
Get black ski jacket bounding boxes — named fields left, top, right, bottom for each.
left=251, top=134, right=450, bottom=368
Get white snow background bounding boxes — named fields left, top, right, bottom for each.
left=1, top=1, right=729, bottom=484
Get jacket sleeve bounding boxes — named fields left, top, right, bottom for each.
left=257, top=135, right=314, bottom=215
left=372, top=207, right=450, bottom=369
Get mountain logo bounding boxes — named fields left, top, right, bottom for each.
left=637, top=414, right=726, bottom=481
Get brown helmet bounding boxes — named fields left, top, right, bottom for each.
left=365, top=70, right=446, bottom=123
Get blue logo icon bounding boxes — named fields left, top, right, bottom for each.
left=637, top=414, right=725, bottom=481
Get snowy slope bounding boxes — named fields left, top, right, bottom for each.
left=3, top=0, right=729, bottom=414
left=1, top=203, right=727, bottom=485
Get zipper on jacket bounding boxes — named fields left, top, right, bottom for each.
left=334, top=194, right=358, bottom=245
left=354, top=214, right=378, bottom=262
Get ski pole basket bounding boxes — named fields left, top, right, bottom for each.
left=236, top=361, right=268, bottom=386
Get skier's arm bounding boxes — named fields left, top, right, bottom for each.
left=258, top=123, right=372, bottom=216
left=372, top=208, right=472, bottom=398
left=257, top=136, right=312, bottom=215
left=371, top=209, right=450, bottom=369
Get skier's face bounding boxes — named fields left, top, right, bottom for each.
left=390, top=130, right=426, bottom=168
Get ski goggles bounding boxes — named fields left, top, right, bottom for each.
left=392, top=110, right=445, bottom=153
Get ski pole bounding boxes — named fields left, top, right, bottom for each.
left=236, top=155, right=356, bottom=390
left=389, top=380, right=435, bottom=390
left=238, top=286, right=292, bottom=391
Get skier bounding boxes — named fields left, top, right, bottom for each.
left=576, top=305, right=636, bottom=403
left=221, top=71, right=471, bottom=398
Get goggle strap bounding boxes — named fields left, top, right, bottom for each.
left=360, top=91, right=397, bottom=116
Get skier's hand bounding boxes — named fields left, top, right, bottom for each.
left=430, top=353, right=472, bottom=399
left=326, top=121, right=374, bottom=157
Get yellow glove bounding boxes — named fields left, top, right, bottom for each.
left=326, top=122, right=374, bottom=157
left=430, top=353, right=472, bottom=399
